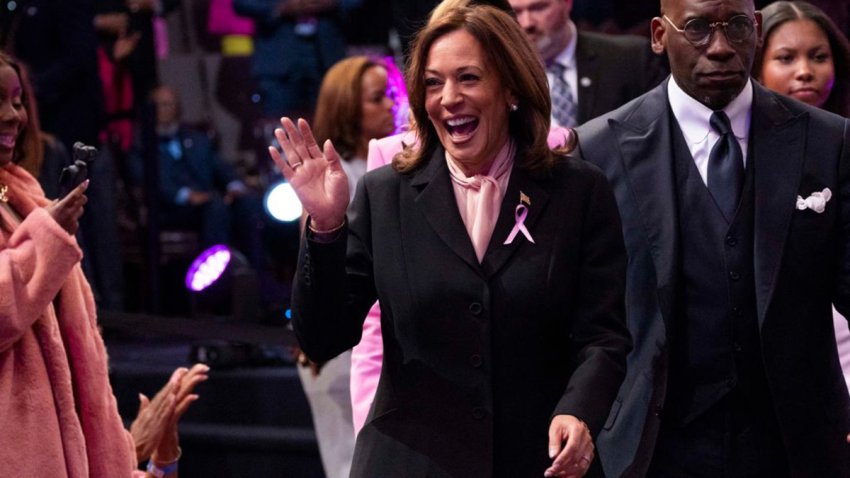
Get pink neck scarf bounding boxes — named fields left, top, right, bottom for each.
left=445, top=140, right=515, bottom=262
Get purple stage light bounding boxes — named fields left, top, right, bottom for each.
left=383, top=56, right=409, bottom=134
left=185, top=245, right=232, bottom=292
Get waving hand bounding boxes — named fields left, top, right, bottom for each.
left=268, top=118, right=349, bottom=231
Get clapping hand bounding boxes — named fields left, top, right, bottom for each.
left=130, top=364, right=210, bottom=462
left=268, top=118, right=349, bottom=232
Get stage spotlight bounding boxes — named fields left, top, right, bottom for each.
left=264, top=181, right=302, bottom=222
left=185, top=245, right=259, bottom=321
left=186, top=244, right=231, bottom=292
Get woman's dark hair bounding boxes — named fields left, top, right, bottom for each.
left=396, top=5, right=561, bottom=174
left=0, top=51, right=43, bottom=174
left=755, top=1, right=850, bottom=116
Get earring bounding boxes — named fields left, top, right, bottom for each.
left=509, top=103, right=518, bottom=112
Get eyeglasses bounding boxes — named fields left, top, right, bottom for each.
left=663, top=14, right=755, bottom=47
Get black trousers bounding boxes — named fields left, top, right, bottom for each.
left=647, top=390, right=788, bottom=478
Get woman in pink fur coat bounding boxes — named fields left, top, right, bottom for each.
left=0, top=51, right=205, bottom=477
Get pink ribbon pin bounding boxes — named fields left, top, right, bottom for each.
left=504, top=204, right=535, bottom=245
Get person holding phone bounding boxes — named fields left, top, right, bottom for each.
left=0, top=51, right=204, bottom=477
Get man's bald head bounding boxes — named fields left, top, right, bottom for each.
left=651, top=0, right=761, bottom=108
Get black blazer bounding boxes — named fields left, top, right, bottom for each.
left=154, top=127, right=240, bottom=207
left=575, top=31, right=668, bottom=125
left=577, top=79, right=850, bottom=477
left=293, top=148, right=631, bottom=477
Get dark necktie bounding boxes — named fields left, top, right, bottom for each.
left=707, top=111, right=744, bottom=222
left=547, top=62, right=577, bottom=127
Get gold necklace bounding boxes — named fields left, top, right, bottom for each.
left=0, top=184, right=7, bottom=203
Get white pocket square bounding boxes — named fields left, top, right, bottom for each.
left=795, top=188, right=832, bottom=213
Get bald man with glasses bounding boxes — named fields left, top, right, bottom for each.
left=575, top=0, right=850, bottom=476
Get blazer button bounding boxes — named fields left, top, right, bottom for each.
left=470, top=354, right=483, bottom=368
left=654, top=403, right=663, bottom=417
left=733, top=342, right=743, bottom=353
left=728, top=271, right=740, bottom=281
left=472, top=407, right=486, bottom=420
left=725, top=235, right=737, bottom=247
left=469, top=302, right=483, bottom=316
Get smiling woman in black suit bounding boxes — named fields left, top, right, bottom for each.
left=269, top=5, right=631, bottom=477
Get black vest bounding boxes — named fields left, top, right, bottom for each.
left=665, top=118, right=772, bottom=425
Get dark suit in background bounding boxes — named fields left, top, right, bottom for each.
left=390, top=0, right=439, bottom=60
left=233, top=0, right=362, bottom=119
left=574, top=30, right=667, bottom=124
left=576, top=0, right=850, bottom=472
left=151, top=125, right=263, bottom=262
left=578, top=78, right=850, bottom=477
left=508, top=0, right=667, bottom=127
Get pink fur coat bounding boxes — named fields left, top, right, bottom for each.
left=0, top=163, right=135, bottom=477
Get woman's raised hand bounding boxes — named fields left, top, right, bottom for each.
left=269, top=117, right=349, bottom=231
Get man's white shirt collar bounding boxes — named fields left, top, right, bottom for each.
left=668, top=77, right=752, bottom=147
left=551, top=20, right=578, bottom=71
left=667, top=77, right=753, bottom=184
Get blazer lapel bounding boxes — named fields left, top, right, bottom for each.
left=750, top=84, right=808, bottom=326
left=410, top=147, right=480, bottom=272
left=482, top=164, right=550, bottom=279
left=613, top=85, right=679, bottom=295
left=575, top=32, right=599, bottom=124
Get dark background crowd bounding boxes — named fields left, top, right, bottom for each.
left=0, top=0, right=846, bottom=318
left=1, top=0, right=850, bottom=476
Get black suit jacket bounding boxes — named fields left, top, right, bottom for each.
left=577, top=79, right=850, bottom=477
left=154, top=126, right=240, bottom=207
left=574, top=30, right=668, bottom=125
left=293, top=148, right=631, bottom=477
